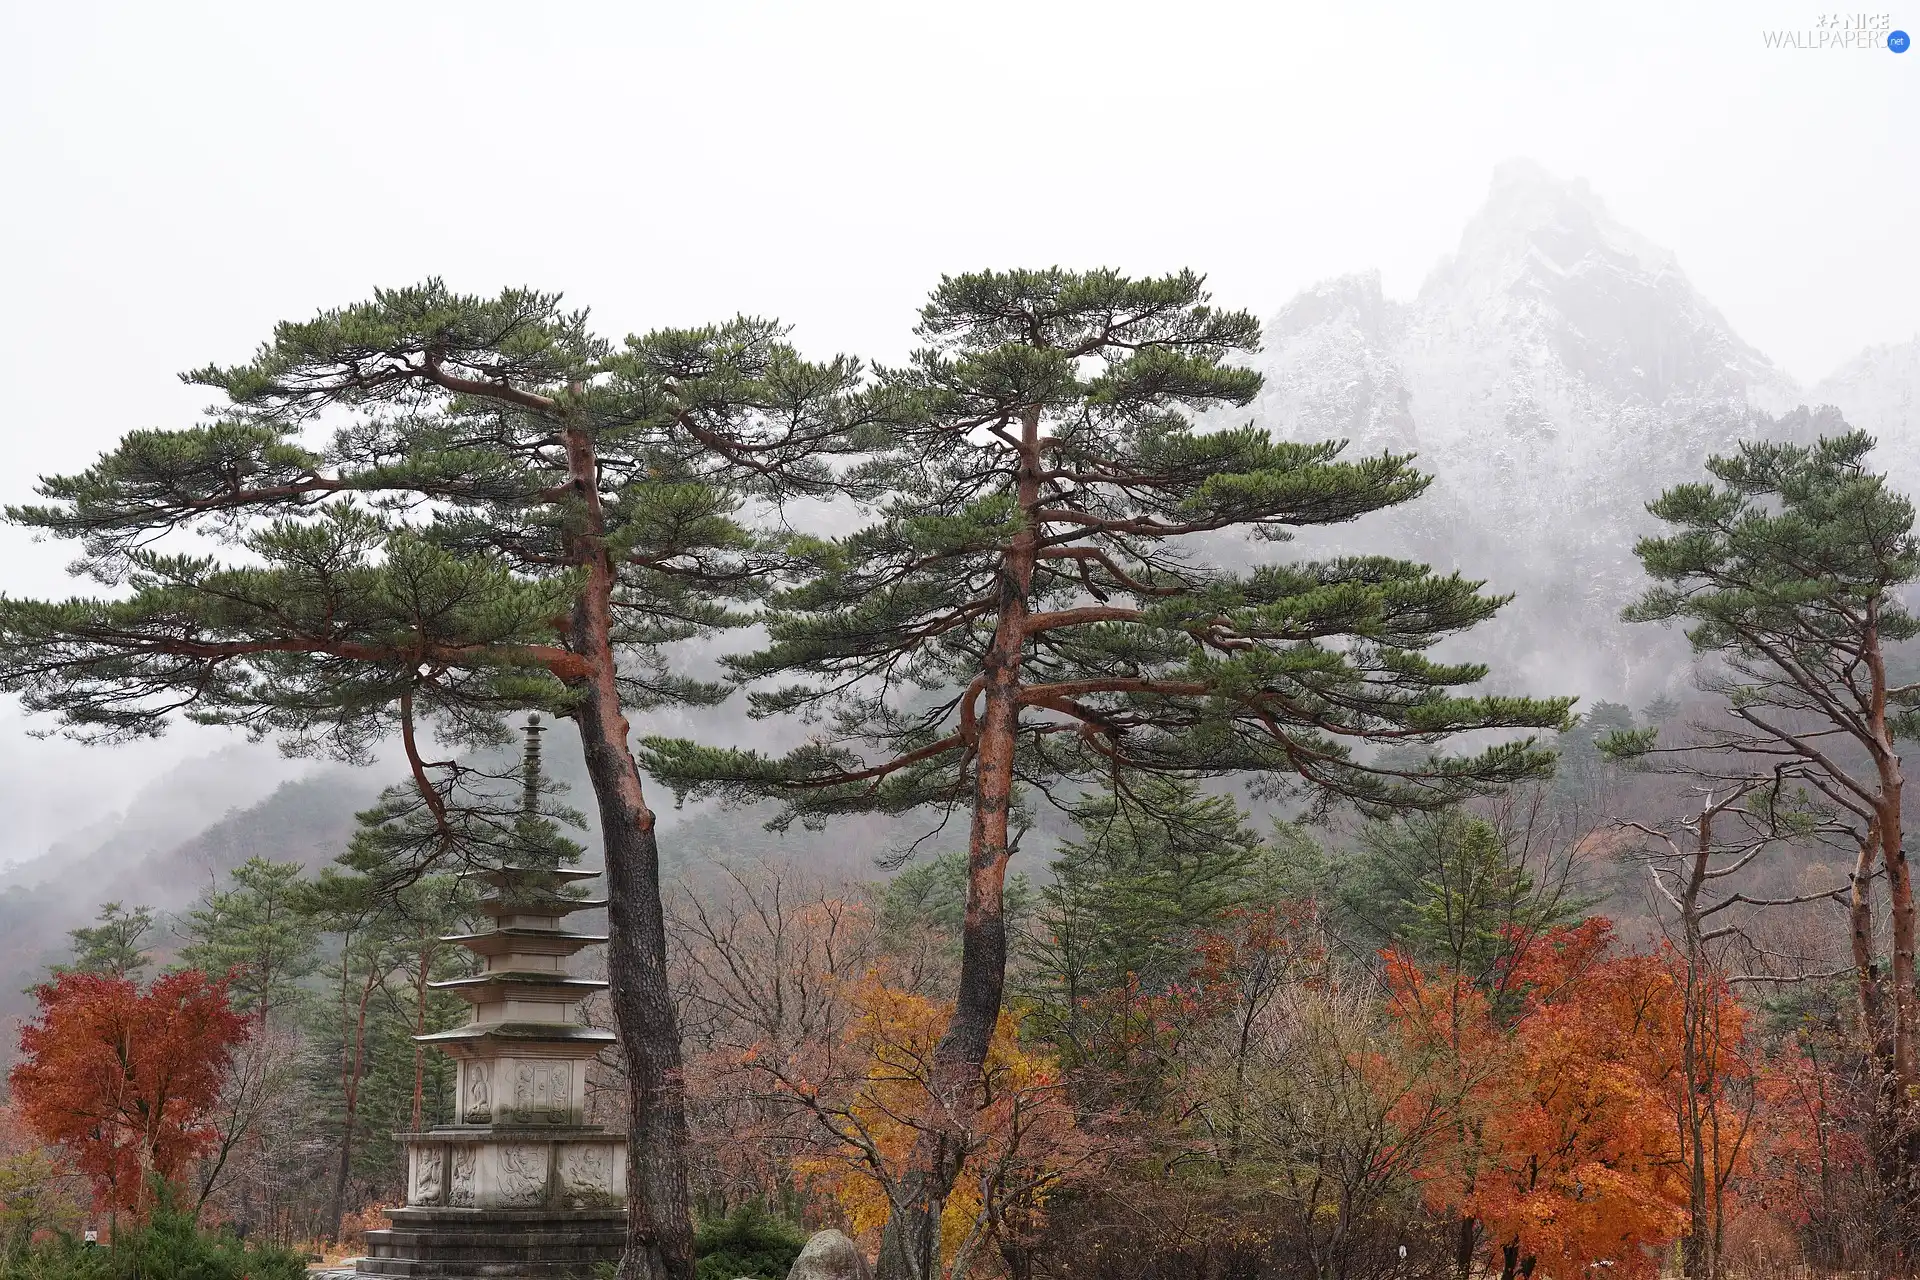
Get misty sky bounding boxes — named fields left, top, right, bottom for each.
left=1, top=0, right=1914, bottom=865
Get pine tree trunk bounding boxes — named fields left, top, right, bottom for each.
left=873, top=667, right=1015, bottom=1280
left=1850, top=832, right=1892, bottom=1071
left=578, top=697, right=694, bottom=1280
left=1868, top=614, right=1918, bottom=1235
left=562, top=421, right=695, bottom=1280
left=327, top=970, right=376, bottom=1242
left=1886, top=812, right=1915, bottom=1080
left=874, top=408, right=1040, bottom=1280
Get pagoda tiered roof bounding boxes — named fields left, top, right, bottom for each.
left=443, top=926, right=608, bottom=958
left=365, top=714, right=626, bottom=1275
left=432, top=971, right=608, bottom=1002
left=413, top=1021, right=617, bottom=1049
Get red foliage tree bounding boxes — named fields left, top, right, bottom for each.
left=8, top=969, right=248, bottom=1215
left=1387, top=921, right=1699, bottom=1280
left=1747, top=1032, right=1872, bottom=1261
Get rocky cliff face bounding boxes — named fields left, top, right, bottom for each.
left=1242, top=159, right=1904, bottom=702
left=1813, top=337, right=1920, bottom=483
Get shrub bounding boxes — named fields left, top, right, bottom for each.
left=0, top=1188, right=306, bottom=1280
left=692, top=1204, right=808, bottom=1280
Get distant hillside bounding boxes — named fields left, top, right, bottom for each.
left=0, top=743, right=320, bottom=887
left=0, top=768, right=376, bottom=1060
left=0, top=738, right=1002, bottom=1066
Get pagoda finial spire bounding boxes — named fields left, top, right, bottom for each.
left=521, top=713, right=545, bottom=819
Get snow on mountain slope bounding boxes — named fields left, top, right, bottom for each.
left=1241, top=160, right=1910, bottom=701
left=1813, top=336, right=1920, bottom=489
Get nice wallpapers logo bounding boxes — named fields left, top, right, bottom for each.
left=1763, top=12, right=1911, bottom=49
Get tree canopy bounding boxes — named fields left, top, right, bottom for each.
left=0, top=280, right=885, bottom=1280
left=643, top=267, right=1574, bottom=1280
left=1612, top=415, right=1920, bottom=1126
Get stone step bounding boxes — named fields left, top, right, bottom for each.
left=364, top=1232, right=623, bottom=1261
left=356, top=1259, right=612, bottom=1279
left=366, top=1237, right=623, bottom=1258
left=369, top=1223, right=626, bottom=1241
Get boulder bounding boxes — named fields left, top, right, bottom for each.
left=785, top=1229, right=872, bottom=1280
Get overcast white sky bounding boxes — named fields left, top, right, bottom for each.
left=1, top=0, right=1914, bottom=861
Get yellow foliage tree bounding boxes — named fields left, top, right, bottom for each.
left=792, top=977, right=1092, bottom=1279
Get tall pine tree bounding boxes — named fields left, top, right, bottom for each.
left=179, top=859, right=320, bottom=1024
left=0, top=283, right=876, bottom=1280
left=1611, top=413, right=1920, bottom=1208
left=644, top=268, right=1573, bottom=1279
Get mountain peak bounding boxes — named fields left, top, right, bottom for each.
left=1409, top=159, right=1787, bottom=410
left=1485, top=156, right=1603, bottom=213
left=1242, top=161, right=1837, bottom=699
left=1428, top=159, right=1676, bottom=301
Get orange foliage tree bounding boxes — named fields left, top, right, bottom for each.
left=8, top=969, right=248, bottom=1216
left=791, top=979, right=1099, bottom=1280
left=1387, top=920, right=1705, bottom=1280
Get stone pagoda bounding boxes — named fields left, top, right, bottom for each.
left=359, top=717, right=627, bottom=1280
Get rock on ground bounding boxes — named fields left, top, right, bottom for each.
left=785, top=1229, right=873, bottom=1280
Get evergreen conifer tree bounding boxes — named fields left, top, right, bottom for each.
left=643, top=268, right=1574, bottom=1279
left=1023, top=777, right=1273, bottom=1111
left=0, top=283, right=875, bottom=1280
left=1327, top=808, right=1591, bottom=988
left=1610, top=413, right=1920, bottom=1170
left=52, top=902, right=157, bottom=983
left=179, top=859, right=320, bottom=1024
left=1034, top=777, right=1266, bottom=1000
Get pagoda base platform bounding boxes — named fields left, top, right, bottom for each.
left=397, top=1126, right=627, bottom=1214
left=357, top=1206, right=626, bottom=1280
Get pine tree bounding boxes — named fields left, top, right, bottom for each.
left=1023, top=777, right=1272, bottom=1113
left=300, top=890, right=411, bottom=1241
left=0, top=284, right=874, bottom=1280
left=1033, top=777, right=1266, bottom=1001
left=1330, top=808, right=1591, bottom=990
left=51, top=902, right=157, bottom=983
left=1610, top=413, right=1920, bottom=1217
left=179, top=859, right=320, bottom=1024
left=643, top=268, right=1574, bottom=1279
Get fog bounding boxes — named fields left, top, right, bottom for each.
left=2, top=0, right=1914, bottom=867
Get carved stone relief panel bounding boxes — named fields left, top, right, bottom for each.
left=449, top=1147, right=477, bottom=1208
left=410, top=1145, right=444, bottom=1206
left=558, top=1144, right=611, bottom=1198
left=497, top=1143, right=550, bottom=1207
left=463, top=1062, right=492, bottom=1124
left=511, top=1060, right=572, bottom=1123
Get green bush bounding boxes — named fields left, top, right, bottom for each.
left=0, top=1188, right=306, bottom=1280
left=692, top=1204, right=808, bottom=1280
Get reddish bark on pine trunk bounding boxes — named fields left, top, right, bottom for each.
left=875, top=409, right=1041, bottom=1280
left=560, top=422, right=696, bottom=1280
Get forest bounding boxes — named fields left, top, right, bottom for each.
left=0, top=270, right=1912, bottom=1280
